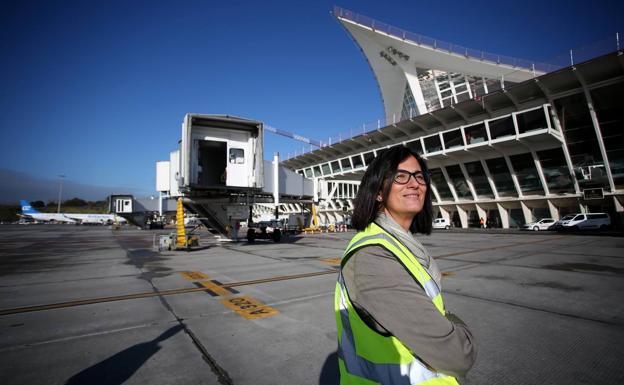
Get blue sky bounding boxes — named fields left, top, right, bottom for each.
left=1, top=0, right=622, bottom=202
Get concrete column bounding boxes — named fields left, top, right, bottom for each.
left=455, top=205, right=468, bottom=228
left=476, top=204, right=487, bottom=228
left=504, top=155, right=524, bottom=198
left=497, top=203, right=510, bottom=228
left=439, top=206, right=451, bottom=222
left=441, top=166, right=459, bottom=201
left=531, top=150, right=550, bottom=196
left=547, top=200, right=559, bottom=220
left=430, top=183, right=442, bottom=204
left=575, top=71, right=616, bottom=192
left=459, top=162, right=478, bottom=201
left=480, top=158, right=500, bottom=199
left=273, top=153, right=280, bottom=219
left=614, top=196, right=624, bottom=213
left=520, top=201, right=533, bottom=224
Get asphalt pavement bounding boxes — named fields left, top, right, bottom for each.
left=0, top=224, right=623, bottom=385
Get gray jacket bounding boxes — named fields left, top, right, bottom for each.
left=342, top=245, right=477, bottom=377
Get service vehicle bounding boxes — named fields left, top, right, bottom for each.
left=558, top=213, right=611, bottom=231
left=433, top=217, right=451, bottom=230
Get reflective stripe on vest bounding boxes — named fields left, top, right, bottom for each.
left=335, top=223, right=458, bottom=385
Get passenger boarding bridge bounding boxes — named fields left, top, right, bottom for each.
left=110, top=115, right=314, bottom=236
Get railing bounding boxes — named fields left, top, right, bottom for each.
left=281, top=9, right=621, bottom=161
left=333, top=6, right=551, bottom=72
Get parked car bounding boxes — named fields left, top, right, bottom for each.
left=551, top=214, right=576, bottom=230
left=522, top=218, right=556, bottom=231
left=433, top=218, right=451, bottom=230
left=558, top=213, right=611, bottom=231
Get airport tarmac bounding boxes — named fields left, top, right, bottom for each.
left=0, top=225, right=623, bottom=385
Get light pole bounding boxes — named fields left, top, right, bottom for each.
left=57, top=174, right=65, bottom=214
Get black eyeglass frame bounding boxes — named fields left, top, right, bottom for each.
left=392, top=169, right=430, bottom=185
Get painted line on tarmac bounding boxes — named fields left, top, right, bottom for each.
left=434, top=235, right=566, bottom=259
left=0, top=270, right=338, bottom=316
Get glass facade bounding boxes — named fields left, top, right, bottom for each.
left=591, top=81, right=624, bottom=188
left=429, top=168, right=453, bottom=200
left=351, top=154, right=364, bottom=169
left=516, top=107, right=548, bottom=134
left=401, top=83, right=418, bottom=120
left=509, top=153, right=544, bottom=195
left=536, top=148, right=575, bottom=194
left=488, top=116, right=515, bottom=140
left=555, top=92, right=609, bottom=189
left=340, top=158, right=352, bottom=172
left=485, top=157, right=517, bottom=197
left=363, top=151, right=375, bottom=165
left=445, top=165, right=472, bottom=199
left=405, top=140, right=423, bottom=154
left=424, top=135, right=442, bottom=153
left=464, top=123, right=487, bottom=144
left=331, top=161, right=340, bottom=173
left=443, top=129, right=463, bottom=149
left=464, top=161, right=494, bottom=198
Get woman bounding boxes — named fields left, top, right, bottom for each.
left=335, top=146, right=476, bottom=385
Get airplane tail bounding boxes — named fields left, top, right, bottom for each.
left=20, top=200, right=40, bottom=214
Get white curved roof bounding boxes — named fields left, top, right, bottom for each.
left=335, top=8, right=543, bottom=119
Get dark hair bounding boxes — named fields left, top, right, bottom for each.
left=352, top=146, right=433, bottom=235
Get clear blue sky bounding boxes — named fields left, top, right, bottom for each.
left=1, top=0, right=622, bottom=202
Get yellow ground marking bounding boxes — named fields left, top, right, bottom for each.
left=0, top=269, right=337, bottom=316
left=179, top=271, right=210, bottom=281
left=220, top=296, right=279, bottom=320
left=198, top=281, right=232, bottom=297
left=319, top=258, right=342, bottom=265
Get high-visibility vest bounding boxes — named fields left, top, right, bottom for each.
left=335, top=222, right=459, bottom=385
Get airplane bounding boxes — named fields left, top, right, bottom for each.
left=20, top=200, right=127, bottom=225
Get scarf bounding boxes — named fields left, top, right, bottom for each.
left=375, top=212, right=442, bottom=289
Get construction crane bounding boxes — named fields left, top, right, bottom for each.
left=264, top=124, right=322, bottom=148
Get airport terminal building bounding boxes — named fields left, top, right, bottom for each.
left=280, top=7, right=624, bottom=229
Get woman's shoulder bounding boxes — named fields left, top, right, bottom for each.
left=347, top=244, right=398, bottom=264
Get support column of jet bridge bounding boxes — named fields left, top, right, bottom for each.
left=176, top=198, right=186, bottom=246
left=273, top=152, right=279, bottom=219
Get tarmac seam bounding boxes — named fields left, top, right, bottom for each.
left=135, top=253, right=235, bottom=385
left=446, top=290, right=624, bottom=327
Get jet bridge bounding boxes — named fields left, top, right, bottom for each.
left=111, top=114, right=314, bottom=237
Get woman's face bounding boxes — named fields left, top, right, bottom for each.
left=382, top=155, right=427, bottom=225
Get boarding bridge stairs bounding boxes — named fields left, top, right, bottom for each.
left=182, top=200, right=230, bottom=238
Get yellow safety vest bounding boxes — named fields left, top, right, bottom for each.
left=335, top=222, right=459, bottom=385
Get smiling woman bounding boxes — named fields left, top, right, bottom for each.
left=335, top=146, right=476, bottom=385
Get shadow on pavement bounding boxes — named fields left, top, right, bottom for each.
left=319, top=351, right=339, bottom=385
left=64, top=324, right=183, bottom=385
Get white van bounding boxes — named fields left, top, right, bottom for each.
left=433, top=218, right=451, bottom=230
left=560, top=213, right=611, bottom=230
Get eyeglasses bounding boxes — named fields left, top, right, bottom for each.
left=393, top=169, right=429, bottom=185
